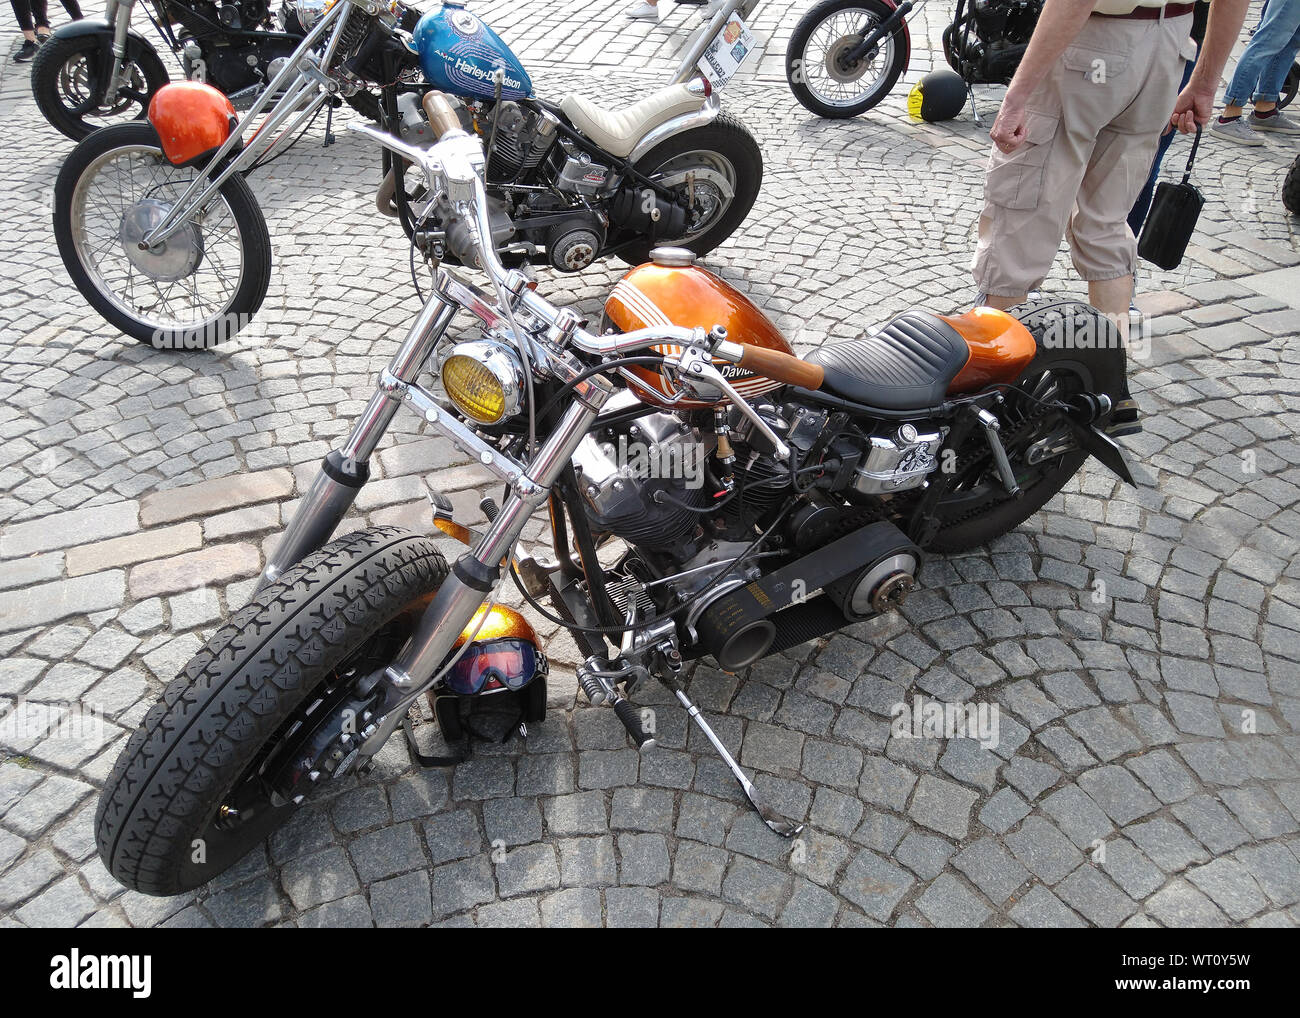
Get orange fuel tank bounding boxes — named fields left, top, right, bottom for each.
left=603, top=252, right=791, bottom=410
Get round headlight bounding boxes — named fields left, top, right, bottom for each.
left=440, top=341, right=524, bottom=425
left=294, top=0, right=330, bottom=31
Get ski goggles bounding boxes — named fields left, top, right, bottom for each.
left=445, top=638, right=548, bottom=696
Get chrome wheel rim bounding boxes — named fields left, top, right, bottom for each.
left=649, top=149, right=738, bottom=243
left=800, top=10, right=896, bottom=109
left=59, top=52, right=148, bottom=123
left=69, top=141, right=247, bottom=335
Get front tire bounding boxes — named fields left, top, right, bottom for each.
left=32, top=33, right=170, bottom=141
left=786, top=0, right=909, bottom=118
left=94, top=526, right=449, bottom=896
left=621, top=114, right=762, bottom=264
left=53, top=122, right=272, bottom=348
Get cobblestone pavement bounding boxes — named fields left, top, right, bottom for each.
left=2, top=1, right=1299, bottom=928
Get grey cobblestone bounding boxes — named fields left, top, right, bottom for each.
left=0, top=0, right=1295, bottom=927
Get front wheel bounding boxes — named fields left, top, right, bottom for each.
left=621, top=114, right=762, bottom=264
left=928, top=300, right=1129, bottom=553
left=786, top=0, right=910, bottom=118
left=95, top=527, right=449, bottom=896
left=32, top=32, right=170, bottom=141
left=53, top=122, right=272, bottom=348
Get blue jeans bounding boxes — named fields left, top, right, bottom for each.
left=1224, top=0, right=1300, bottom=105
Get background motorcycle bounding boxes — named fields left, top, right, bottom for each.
left=786, top=0, right=1041, bottom=118
left=374, top=0, right=763, bottom=275
left=50, top=0, right=763, bottom=347
left=29, top=0, right=381, bottom=140
left=93, top=105, right=1141, bottom=895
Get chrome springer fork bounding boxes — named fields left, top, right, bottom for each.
left=138, top=0, right=358, bottom=248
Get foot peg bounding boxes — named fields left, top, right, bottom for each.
left=614, top=698, right=655, bottom=751
left=1105, top=398, right=1142, bottom=439
left=672, top=686, right=804, bottom=838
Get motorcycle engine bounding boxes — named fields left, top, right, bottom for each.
left=485, top=102, right=560, bottom=180
left=952, top=0, right=1042, bottom=84
left=572, top=410, right=714, bottom=549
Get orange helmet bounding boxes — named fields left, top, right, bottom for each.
left=148, top=82, right=236, bottom=166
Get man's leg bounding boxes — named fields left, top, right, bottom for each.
left=1220, top=0, right=1299, bottom=116
left=1088, top=275, right=1134, bottom=343
left=1251, top=14, right=1300, bottom=118
left=1129, top=53, right=1198, bottom=234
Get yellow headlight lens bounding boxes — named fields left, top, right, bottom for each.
left=442, top=354, right=507, bottom=424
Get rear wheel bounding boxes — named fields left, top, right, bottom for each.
left=621, top=114, right=762, bottom=264
left=786, top=0, right=909, bottom=118
left=94, top=526, right=448, bottom=896
left=344, top=88, right=382, bottom=122
left=32, top=33, right=170, bottom=141
left=928, top=300, right=1124, bottom=553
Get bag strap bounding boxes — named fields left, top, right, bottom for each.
left=1180, top=125, right=1202, bottom=184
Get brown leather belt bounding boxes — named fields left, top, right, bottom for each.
left=1096, top=3, right=1195, bottom=19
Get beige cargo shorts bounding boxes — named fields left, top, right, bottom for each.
left=972, top=12, right=1196, bottom=297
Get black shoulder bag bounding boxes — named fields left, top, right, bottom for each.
left=1137, top=125, right=1204, bottom=271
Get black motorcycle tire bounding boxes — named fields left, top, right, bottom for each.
left=786, top=0, right=910, bottom=119
left=54, top=122, right=272, bottom=348
left=621, top=114, right=763, bottom=264
left=32, top=32, right=170, bottom=141
left=1284, top=152, right=1300, bottom=215
left=95, top=526, right=449, bottom=896
left=344, top=88, right=383, bottom=122
left=1280, top=61, right=1299, bottom=110
left=928, top=300, right=1126, bottom=553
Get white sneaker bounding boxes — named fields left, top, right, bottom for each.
left=1210, top=116, right=1264, bottom=146
left=627, top=2, right=659, bottom=19
left=1250, top=110, right=1300, bottom=135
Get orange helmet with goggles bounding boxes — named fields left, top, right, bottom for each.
left=446, top=605, right=548, bottom=696
left=148, top=81, right=237, bottom=166
left=430, top=604, right=548, bottom=747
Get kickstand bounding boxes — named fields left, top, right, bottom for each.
left=672, top=686, right=804, bottom=838
left=323, top=99, right=336, bottom=147
left=968, top=83, right=982, bottom=128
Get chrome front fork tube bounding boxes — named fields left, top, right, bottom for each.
left=141, top=0, right=351, bottom=247
left=257, top=294, right=459, bottom=590
left=103, top=0, right=134, bottom=100
left=382, top=382, right=610, bottom=694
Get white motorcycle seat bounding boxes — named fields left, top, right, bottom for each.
left=559, top=84, right=705, bottom=159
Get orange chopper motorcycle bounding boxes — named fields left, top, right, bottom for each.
left=95, top=93, right=1142, bottom=896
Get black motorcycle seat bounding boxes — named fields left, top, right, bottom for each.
left=807, top=311, right=971, bottom=411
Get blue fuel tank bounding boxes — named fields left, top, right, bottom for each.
left=413, top=3, right=533, bottom=101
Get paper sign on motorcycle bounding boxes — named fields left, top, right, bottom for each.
left=697, top=14, right=755, bottom=89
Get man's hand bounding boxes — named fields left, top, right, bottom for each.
left=986, top=0, right=1094, bottom=152
left=1169, top=77, right=1216, bottom=134
left=991, top=92, right=1028, bottom=152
